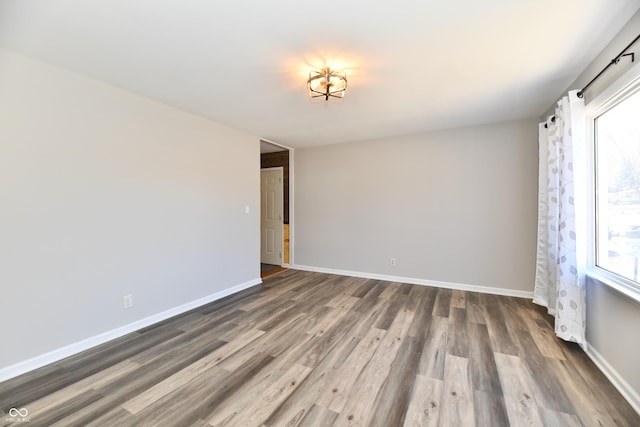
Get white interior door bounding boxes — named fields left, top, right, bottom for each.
left=261, top=168, right=283, bottom=265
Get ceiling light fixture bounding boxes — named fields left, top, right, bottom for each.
left=307, top=67, right=347, bottom=101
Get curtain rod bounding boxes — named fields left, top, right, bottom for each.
left=577, top=33, right=640, bottom=98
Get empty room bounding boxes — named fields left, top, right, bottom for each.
left=2, top=1, right=640, bottom=426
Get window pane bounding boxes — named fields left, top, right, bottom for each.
left=595, top=89, right=640, bottom=282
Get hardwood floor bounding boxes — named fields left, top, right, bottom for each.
left=261, top=264, right=286, bottom=279
left=1, top=270, right=638, bottom=426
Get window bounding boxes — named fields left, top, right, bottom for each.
left=589, top=62, right=640, bottom=299
left=595, top=90, right=640, bottom=281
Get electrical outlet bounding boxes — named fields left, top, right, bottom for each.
left=389, top=257, right=397, bottom=267
left=123, top=294, right=133, bottom=309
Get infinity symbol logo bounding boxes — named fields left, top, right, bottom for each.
left=8, top=407, right=28, bottom=417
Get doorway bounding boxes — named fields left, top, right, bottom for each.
left=260, top=139, right=291, bottom=277
left=260, top=167, right=283, bottom=266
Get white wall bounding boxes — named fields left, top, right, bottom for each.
left=294, top=119, right=538, bottom=293
left=550, top=10, right=640, bottom=407
left=0, top=49, right=260, bottom=373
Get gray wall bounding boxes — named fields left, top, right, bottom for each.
left=0, top=49, right=260, bottom=371
left=550, top=10, right=640, bottom=401
left=294, top=118, right=538, bottom=293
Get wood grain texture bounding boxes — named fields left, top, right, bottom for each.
left=494, top=352, right=545, bottom=427
left=441, top=355, right=475, bottom=426
left=403, top=374, right=443, bottom=427
left=315, top=327, right=386, bottom=413
left=473, top=390, right=509, bottom=427
left=1, top=269, right=638, bottom=426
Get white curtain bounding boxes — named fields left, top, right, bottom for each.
left=534, top=90, right=587, bottom=346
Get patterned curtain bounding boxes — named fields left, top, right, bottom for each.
left=534, top=90, right=587, bottom=346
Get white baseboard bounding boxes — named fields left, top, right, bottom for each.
left=289, top=264, right=534, bottom=299
left=585, top=343, right=640, bottom=415
left=0, top=277, right=262, bottom=383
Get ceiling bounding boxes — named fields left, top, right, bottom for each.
left=1, top=1, right=638, bottom=150
left=260, top=140, right=287, bottom=154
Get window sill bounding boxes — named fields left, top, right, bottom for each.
left=586, top=267, right=640, bottom=304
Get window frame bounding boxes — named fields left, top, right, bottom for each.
left=586, top=60, right=640, bottom=302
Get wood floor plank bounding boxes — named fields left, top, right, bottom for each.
left=560, top=342, right=640, bottom=425
left=133, top=353, right=274, bottom=427
left=494, top=352, right=545, bottom=427
left=0, top=327, right=183, bottom=412
left=440, top=354, right=475, bottom=427
left=482, top=293, right=519, bottom=355
left=519, top=306, right=566, bottom=360
left=450, top=289, right=466, bottom=309
left=351, top=280, right=386, bottom=313
left=513, top=329, right=577, bottom=414
left=369, top=335, right=424, bottom=426
left=168, top=308, right=241, bottom=340
left=324, top=293, right=361, bottom=310
left=315, top=327, right=387, bottom=413
left=446, top=307, right=469, bottom=358
left=2, top=270, right=639, bottom=427
left=540, top=407, right=583, bottom=427
left=250, top=299, right=312, bottom=333
left=332, top=308, right=415, bottom=426
left=206, top=318, right=349, bottom=426
left=374, top=291, right=409, bottom=330
left=498, top=296, right=530, bottom=334
left=208, top=363, right=311, bottom=426
left=130, top=320, right=233, bottom=365
left=84, top=407, right=138, bottom=427
left=219, top=314, right=316, bottom=372
left=343, top=296, right=389, bottom=340
left=431, top=288, right=452, bottom=318
left=149, top=310, right=205, bottom=334
left=402, top=374, right=443, bottom=427
left=467, top=323, right=503, bottom=396
left=68, top=324, right=187, bottom=371
left=546, top=357, right=621, bottom=427
left=405, top=284, right=435, bottom=309
left=14, top=359, right=138, bottom=420
left=121, top=328, right=264, bottom=414
left=198, top=284, right=266, bottom=315
left=465, top=291, right=489, bottom=324
left=19, top=388, right=104, bottom=427
left=376, top=281, right=402, bottom=300
left=238, top=284, right=301, bottom=311
left=307, top=307, right=353, bottom=337
left=350, top=278, right=380, bottom=299
left=294, top=309, right=365, bottom=370
left=473, top=390, right=509, bottom=427
left=50, top=335, right=232, bottom=427
left=288, top=275, right=342, bottom=303
left=417, top=316, right=449, bottom=380
left=406, top=286, right=437, bottom=339
left=296, top=404, right=339, bottom=427
left=262, top=333, right=359, bottom=426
